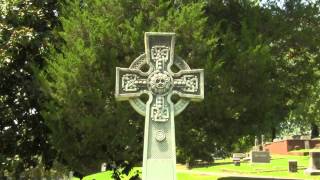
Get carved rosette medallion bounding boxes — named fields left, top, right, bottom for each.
left=147, top=71, right=173, bottom=95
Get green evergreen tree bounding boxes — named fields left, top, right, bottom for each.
left=40, top=0, right=215, bottom=177
left=0, top=0, right=61, bottom=177
left=177, top=0, right=281, bottom=160
left=40, top=0, right=320, bottom=177
left=263, top=0, right=320, bottom=137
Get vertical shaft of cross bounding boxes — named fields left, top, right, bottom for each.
left=142, top=33, right=177, bottom=180
left=143, top=95, right=176, bottom=180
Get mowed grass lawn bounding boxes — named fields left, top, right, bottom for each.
left=194, top=155, right=310, bottom=179
left=78, top=171, right=220, bottom=180
left=73, top=155, right=319, bottom=180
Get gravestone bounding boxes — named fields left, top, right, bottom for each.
left=305, top=152, right=320, bottom=175
left=115, top=32, right=204, bottom=180
left=101, top=162, right=107, bottom=172
left=288, top=160, right=297, bottom=173
left=233, top=159, right=240, bottom=166
left=304, top=140, right=310, bottom=149
left=232, top=153, right=245, bottom=166
left=69, top=171, right=74, bottom=179
left=232, top=153, right=246, bottom=159
left=250, top=151, right=270, bottom=163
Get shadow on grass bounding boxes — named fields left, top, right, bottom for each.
left=189, top=162, right=216, bottom=168
left=218, top=177, right=300, bottom=180
left=212, top=162, right=234, bottom=166
left=250, top=166, right=307, bottom=173
left=219, top=168, right=306, bottom=174
left=191, top=161, right=239, bottom=168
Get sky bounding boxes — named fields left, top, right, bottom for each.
left=260, top=0, right=318, bottom=8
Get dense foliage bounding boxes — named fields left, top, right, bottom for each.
left=40, top=0, right=215, bottom=177
left=0, top=0, right=61, bottom=177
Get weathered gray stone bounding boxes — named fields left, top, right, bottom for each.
left=304, top=140, right=310, bottom=149
left=234, top=160, right=240, bottom=166
left=254, top=136, right=259, bottom=151
left=101, top=162, right=107, bottom=172
left=288, top=160, right=297, bottom=173
left=69, top=171, right=74, bottom=179
left=261, top=134, right=265, bottom=151
left=232, top=153, right=246, bottom=159
left=115, top=32, right=204, bottom=180
left=250, top=151, right=270, bottom=163
left=305, top=152, right=320, bottom=175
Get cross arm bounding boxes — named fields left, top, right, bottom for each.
left=115, top=67, right=148, bottom=101
left=172, top=69, right=204, bottom=101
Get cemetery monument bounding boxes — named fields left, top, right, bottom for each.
left=254, top=136, right=258, bottom=151
left=115, top=32, right=204, bottom=180
left=305, top=152, right=320, bottom=175
left=251, top=135, right=270, bottom=163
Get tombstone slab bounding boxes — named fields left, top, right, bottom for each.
left=232, top=153, right=246, bottom=159
left=250, top=151, right=270, bottom=163
left=288, top=160, right=297, bottom=173
left=304, top=140, right=310, bottom=149
left=115, top=32, right=204, bottom=180
left=305, top=152, right=320, bottom=175
left=101, top=162, right=107, bottom=172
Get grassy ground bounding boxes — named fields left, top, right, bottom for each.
left=194, top=155, right=310, bottom=179
left=291, top=148, right=320, bottom=152
left=73, top=155, right=320, bottom=180
left=79, top=171, right=220, bottom=180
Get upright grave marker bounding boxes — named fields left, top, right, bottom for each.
left=115, top=32, right=204, bottom=180
left=251, top=135, right=270, bottom=163
left=305, top=152, right=320, bottom=175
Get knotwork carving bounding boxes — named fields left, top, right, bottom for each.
left=182, top=75, right=199, bottom=93
left=126, top=55, right=193, bottom=117
left=121, top=74, right=138, bottom=91
left=151, top=96, right=169, bottom=122
left=121, top=73, right=147, bottom=92
left=151, top=46, right=170, bottom=62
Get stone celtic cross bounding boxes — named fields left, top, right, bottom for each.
left=115, top=32, right=204, bottom=180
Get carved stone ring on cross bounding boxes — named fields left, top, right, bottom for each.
left=128, top=54, right=191, bottom=117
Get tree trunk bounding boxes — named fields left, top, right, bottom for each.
left=271, top=127, right=276, bottom=140
left=311, top=123, right=319, bottom=139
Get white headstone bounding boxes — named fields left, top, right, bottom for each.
left=101, top=162, right=107, bottom=172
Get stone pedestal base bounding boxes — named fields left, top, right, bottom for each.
left=305, top=152, right=320, bottom=175
left=305, top=168, right=320, bottom=175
